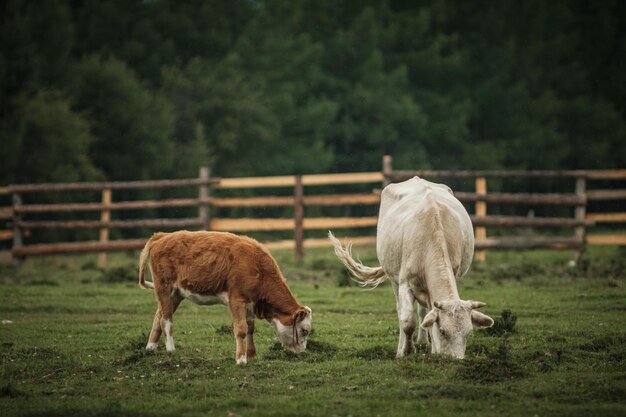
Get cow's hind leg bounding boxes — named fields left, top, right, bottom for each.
left=146, top=308, right=163, bottom=350
left=147, top=295, right=184, bottom=351
left=392, top=281, right=417, bottom=358
left=156, top=288, right=183, bottom=352
left=391, top=282, right=405, bottom=357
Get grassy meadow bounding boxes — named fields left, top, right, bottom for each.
left=0, top=245, right=625, bottom=417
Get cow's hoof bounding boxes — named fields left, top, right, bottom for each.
left=236, top=355, right=247, bottom=365
left=146, top=342, right=158, bottom=351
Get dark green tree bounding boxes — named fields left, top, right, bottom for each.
left=67, top=55, right=175, bottom=180
left=5, top=90, right=100, bottom=183
left=1, top=0, right=625, bottom=188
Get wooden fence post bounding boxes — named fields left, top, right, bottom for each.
left=199, top=167, right=211, bottom=230
left=97, top=188, right=111, bottom=268
left=383, top=155, right=393, bottom=187
left=575, top=176, right=586, bottom=258
left=12, top=193, right=23, bottom=265
left=475, top=177, right=487, bottom=262
left=294, top=175, right=304, bottom=263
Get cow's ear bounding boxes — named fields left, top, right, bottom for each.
left=294, top=308, right=308, bottom=322
left=421, top=309, right=439, bottom=329
left=471, top=310, right=494, bottom=328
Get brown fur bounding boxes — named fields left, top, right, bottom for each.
left=138, top=230, right=308, bottom=362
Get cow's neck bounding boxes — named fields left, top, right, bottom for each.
left=255, top=263, right=301, bottom=322
left=424, top=231, right=460, bottom=303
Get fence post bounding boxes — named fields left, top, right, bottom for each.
left=575, top=176, right=587, bottom=257
left=294, top=175, right=304, bottom=263
left=475, top=177, right=487, bottom=262
left=97, top=188, right=112, bottom=268
left=383, top=155, right=393, bottom=187
left=199, top=167, right=211, bottom=230
left=12, top=193, right=23, bottom=265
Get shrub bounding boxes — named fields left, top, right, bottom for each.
left=484, top=309, right=517, bottom=336
left=456, top=336, right=526, bottom=383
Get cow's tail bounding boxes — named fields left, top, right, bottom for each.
left=138, top=234, right=160, bottom=290
left=328, top=231, right=387, bottom=288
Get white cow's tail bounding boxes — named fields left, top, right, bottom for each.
left=328, top=231, right=387, bottom=288
left=138, top=237, right=156, bottom=290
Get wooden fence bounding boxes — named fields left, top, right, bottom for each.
left=384, top=157, right=626, bottom=260
left=0, top=186, right=11, bottom=243
left=1, top=156, right=625, bottom=265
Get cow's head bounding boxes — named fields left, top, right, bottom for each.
left=271, top=306, right=312, bottom=353
left=421, top=300, right=493, bottom=359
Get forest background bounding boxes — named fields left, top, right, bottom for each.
left=1, top=0, right=625, bottom=186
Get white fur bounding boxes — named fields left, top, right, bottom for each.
left=271, top=318, right=299, bottom=352
left=146, top=342, right=158, bottom=350
left=331, top=177, right=493, bottom=359
left=270, top=308, right=312, bottom=353
left=236, top=355, right=247, bottom=365
left=164, top=319, right=175, bottom=352
left=177, top=288, right=229, bottom=306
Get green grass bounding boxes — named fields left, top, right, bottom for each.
left=1, top=246, right=625, bottom=417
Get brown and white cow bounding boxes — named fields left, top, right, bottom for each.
left=329, top=176, right=493, bottom=359
left=138, top=230, right=312, bottom=364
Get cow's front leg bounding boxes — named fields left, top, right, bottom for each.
left=393, top=281, right=417, bottom=358
left=245, top=303, right=256, bottom=360
left=229, top=300, right=248, bottom=365
left=416, top=303, right=429, bottom=345
left=430, top=320, right=442, bottom=354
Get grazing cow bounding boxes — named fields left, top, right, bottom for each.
left=138, top=230, right=312, bottom=364
left=329, top=177, right=493, bottom=359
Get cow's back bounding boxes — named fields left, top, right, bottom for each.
left=376, top=177, right=474, bottom=281
left=148, top=231, right=272, bottom=295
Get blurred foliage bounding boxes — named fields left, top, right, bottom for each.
left=1, top=0, right=625, bottom=186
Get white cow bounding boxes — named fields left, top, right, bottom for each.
left=329, top=176, right=493, bottom=359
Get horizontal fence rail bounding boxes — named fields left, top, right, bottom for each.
left=453, top=192, right=586, bottom=205
left=7, top=178, right=220, bottom=193
left=389, top=169, right=626, bottom=179
left=2, top=156, right=625, bottom=265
